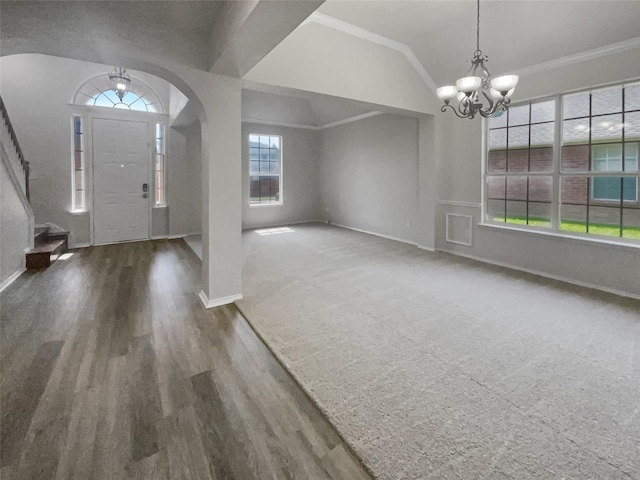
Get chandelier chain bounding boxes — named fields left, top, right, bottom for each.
left=476, top=0, right=480, bottom=53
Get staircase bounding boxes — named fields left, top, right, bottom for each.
left=26, top=226, right=69, bottom=269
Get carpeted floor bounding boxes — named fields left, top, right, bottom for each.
left=237, top=223, right=640, bottom=480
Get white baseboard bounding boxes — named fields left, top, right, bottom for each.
left=198, top=291, right=243, bottom=309
left=331, top=222, right=418, bottom=247
left=417, top=244, right=436, bottom=252
left=70, top=242, right=91, bottom=249
left=437, top=247, right=640, bottom=301
left=0, top=267, right=26, bottom=293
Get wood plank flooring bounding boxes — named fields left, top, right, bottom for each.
left=0, top=240, right=372, bottom=480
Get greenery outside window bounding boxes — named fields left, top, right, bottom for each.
left=486, top=81, right=640, bottom=241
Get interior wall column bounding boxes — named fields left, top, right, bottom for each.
left=416, top=115, right=437, bottom=250
left=198, top=74, right=243, bottom=307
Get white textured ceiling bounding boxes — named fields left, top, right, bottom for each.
left=317, top=0, right=640, bottom=85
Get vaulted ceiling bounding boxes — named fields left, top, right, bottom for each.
left=317, top=0, right=640, bottom=86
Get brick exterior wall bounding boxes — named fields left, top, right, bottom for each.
left=488, top=144, right=640, bottom=226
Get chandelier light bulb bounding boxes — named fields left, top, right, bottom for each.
left=456, top=76, right=483, bottom=94
left=436, top=0, right=518, bottom=119
left=437, top=85, right=458, bottom=101
left=490, top=75, right=519, bottom=94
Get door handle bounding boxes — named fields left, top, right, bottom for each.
left=143, top=193, right=148, bottom=199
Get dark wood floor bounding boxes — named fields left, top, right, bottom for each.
left=0, top=240, right=372, bottom=480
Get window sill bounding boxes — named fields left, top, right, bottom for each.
left=478, top=222, right=640, bottom=252
left=249, top=202, right=283, bottom=208
left=153, top=204, right=168, bottom=209
left=69, top=210, right=88, bottom=215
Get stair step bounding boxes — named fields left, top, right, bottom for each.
left=26, top=238, right=67, bottom=269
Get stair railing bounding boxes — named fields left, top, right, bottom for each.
left=0, top=95, right=30, bottom=201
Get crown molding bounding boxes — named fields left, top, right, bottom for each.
left=320, top=111, right=382, bottom=129
left=304, top=13, right=640, bottom=91
left=242, top=111, right=383, bottom=131
left=514, top=37, right=640, bottom=77
left=304, top=12, right=438, bottom=94
left=241, top=118, right=320, bottom=130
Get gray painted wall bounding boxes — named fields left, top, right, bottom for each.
left=169, top=122, right=201, bottom=236
left=319, top=113, right=419, bottom=244
left=0, top=158, right=30, bottom=287
left=0, top=54, right=200, bottom=246
left=433, top=50, right=640, bottom=297
left=242, top=122, right=321, bottom=229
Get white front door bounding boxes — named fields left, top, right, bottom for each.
left=93, top=118, right=150, bottom=245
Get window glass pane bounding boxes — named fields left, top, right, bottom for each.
left=624, top=111, right=640, bottom=140
left=592, top=85, right=622, bottom=115
left=155, top=154, right=164, bottom=171
left=489, top=129, right=506, bottom=149
left=563, top=118, right=590, bottom=144
left=259, top=136, right=270, bottom=147
left=530, top=122, right=554, bottom=147
left=508, top=104, right=530, bottom=126
left=269, top=136, right=280, bottom=149
left=74, top=150, right=83, bottom=170
left=269, top=148, right=280, bottom=161
left=563, top=91, right=590, bottom=119
left=592, top=144, right=622, bottom=172
left=75, top=170, right=84, bottom=190
left=624, top=143, right=639, bottom=172
left=561, top=176, right=588, bottom=233
left=505, top=176, right=527, bottom=224
left=74, top=190, right=84, bottom=210
left=561, top=145, right=589, bottom=172
left=588, top=205, right=621, bottom=237
left=250, top=147, right=259, bottom=161
left=259, top=161, right=270, bottom=174
left=531, top=100, right=555, bottom=124
left=506, top=149, right=529, bottom=172
left=487, top=150, right=506, bottom=173
left=489, top=111, right=507, bottom=129
left=527, top=176, right=552, bottom=227
left=591, top=176, right=637, bottom=202
left=487, top=199, right=506, bottom=222
left=529, top=147, right=553, bottom=172
left=269, top=162, right=280, bottom=174
left=250, top=161, right=259, bottom=174
left=624, top=83, right=640, bottom=112
left=623, top=203, right=640, bottom=239
left=591, top=114, right=623, bottom=143
left=249, top=134, right=259, bottom=144
left=508, top=125, right=529, bottom=148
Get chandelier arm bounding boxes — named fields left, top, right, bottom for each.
left=441, top=103, right=471, bottom=119
left=458, top=100, right=476, bottom=119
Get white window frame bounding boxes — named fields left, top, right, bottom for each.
left=71, top=115, right=86, bottom=212
left=248, top=133, right=283, bottom=206
left=483, top=80, right=640, bottom=243
left=154, top=122, right=166, bottom=206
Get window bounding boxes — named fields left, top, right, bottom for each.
left=73, top=74, right=163, bottom=113
left=155, top=123, right=166, bottom=205
left=249, top=134, right=282, bottom=205
left=71, top=116, right=85, bottom=211
left=486, top=81, right=640, bottom=241
left=591, top=144, right=638, bottom=201
left=87, top=89, right=158, bottom=112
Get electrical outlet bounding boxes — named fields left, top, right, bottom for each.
left=406, top=220, right=411, bottom=227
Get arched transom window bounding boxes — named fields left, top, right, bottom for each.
left=73, top=73, right=163, bottom=113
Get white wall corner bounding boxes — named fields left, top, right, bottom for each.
left=198, top=290, right=243, bottom=309
left=0, top=267, right=26, bottom=293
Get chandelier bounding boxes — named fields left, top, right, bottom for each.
left=436, top=0, right=518, bottom=119
left=108, top=67, right=131, bottom=101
